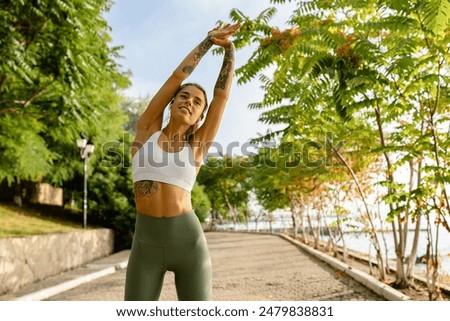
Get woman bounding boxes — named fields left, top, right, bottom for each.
left=124, top=23, right=240, bottom=301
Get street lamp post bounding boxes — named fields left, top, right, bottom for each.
left=76, top=138, right=95, bottom=229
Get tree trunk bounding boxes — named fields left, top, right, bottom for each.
left=395, top=220, right=409, bottom=288
left=425, top=216, right=443, bottom=300
left=298, top=195, right=308, bottom=244
left=306, top=209, right=318, bottom=248
left=288, top=193, right=298, bottom=239
left=330, top=138, right=386, bottom=281
left=268, top=212, right=273, bottom=234
left=406, top=159, right=423, bottom=279
left=13, top=182, right=23, bottom=207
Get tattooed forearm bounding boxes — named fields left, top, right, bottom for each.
left=182, top=65, right=194, bottom=74
left=215, top=46, right=235, bottom=90
left=134, top=180, right=159, bottom=197
left=182, top=37, right=213, bottom=75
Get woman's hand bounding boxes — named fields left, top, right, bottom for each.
left=208, top=23, right=241, bottom=47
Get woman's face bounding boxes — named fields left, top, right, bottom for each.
left=171, top=85, right=206, bottom=125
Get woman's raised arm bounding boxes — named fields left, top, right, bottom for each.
left=135, top=36, right=214, bottom=132
left=194, top=24, right=240, bottom=158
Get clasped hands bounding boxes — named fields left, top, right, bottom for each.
left=208, top=22, right=241, bottom=47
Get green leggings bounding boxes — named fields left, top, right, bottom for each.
left=124, top=210, right=212, bottom=301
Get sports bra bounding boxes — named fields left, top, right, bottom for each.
left=132, top=130, right=197, bottom=193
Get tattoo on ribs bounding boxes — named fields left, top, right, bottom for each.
left=215, top=49, right=234, bottom=90
left=182, top=37, right=213, bottom=75
left=134, top=180, right=159, bottom=197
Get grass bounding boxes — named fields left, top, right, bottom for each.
left=0, top=203, right=82, bottom=238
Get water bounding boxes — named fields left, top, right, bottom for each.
left=334, top=229, right=450, bottom=275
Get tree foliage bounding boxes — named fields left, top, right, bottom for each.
left=197, top=156, right=250, bottom=225
left=0, top=0, right=130, bottom=186
left=223, top=0, right=449, bottom=296
left=191, top=182, right=212, bottom=223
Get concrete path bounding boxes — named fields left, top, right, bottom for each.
left=1, top=232, right=385, bottom=301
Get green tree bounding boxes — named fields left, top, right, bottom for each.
left=229, top=0, right=449, bottom=296
left=120, top=95, right=151, bottom=135
left=87, top=152, right=135, bottom=251
left=0, top=0, right=129, bottom=193
left=191, top=182, right=212, bottom=223
left=62, top=131, right=135, bottom=250
left=197, top=155, right=250, bottom=228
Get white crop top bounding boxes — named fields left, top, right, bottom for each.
left=132, top=130, right=197, bottom=193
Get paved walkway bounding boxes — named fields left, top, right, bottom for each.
left=1, top=232, right=383, bottom=301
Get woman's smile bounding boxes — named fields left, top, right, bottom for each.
left=179, top=106, right=192, bottom=114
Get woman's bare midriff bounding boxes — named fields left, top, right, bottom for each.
left=134, top=180, right=192, bottom=217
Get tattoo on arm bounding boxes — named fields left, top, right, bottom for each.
left=182, top=65, right=194, bottom=74
left=134, top=180, right=159, bottom=197
left=215, top=47, right=235, bottom=90
left=182, top=37, right=213, bottom=75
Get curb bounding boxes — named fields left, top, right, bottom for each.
left=278, top=233, right=410, bottom=301
left=116, top=260, right=128, bottom=270
left=14, top=260, right=129, bottom=301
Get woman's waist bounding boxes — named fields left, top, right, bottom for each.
left=134, top=183, right=192, bottom=217
left=135, top=201, right=193, bottom=218
left=133, top=210, right=204, bottom=246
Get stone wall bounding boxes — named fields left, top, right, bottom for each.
left=0, top=181, right=63, bottom=206
left=0, top=228, right=114, bottom=294
left=29, top=183, right=63, bottom=206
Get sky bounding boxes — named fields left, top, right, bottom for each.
left=104, top=0, right=297, bottom=153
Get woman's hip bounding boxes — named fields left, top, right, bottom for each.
left=133, top=210, right=205, bottom=246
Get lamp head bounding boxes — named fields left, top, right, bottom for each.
left=85, top=144, right=95, bottom=155
left=77, top=139, right=88, bottom=149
